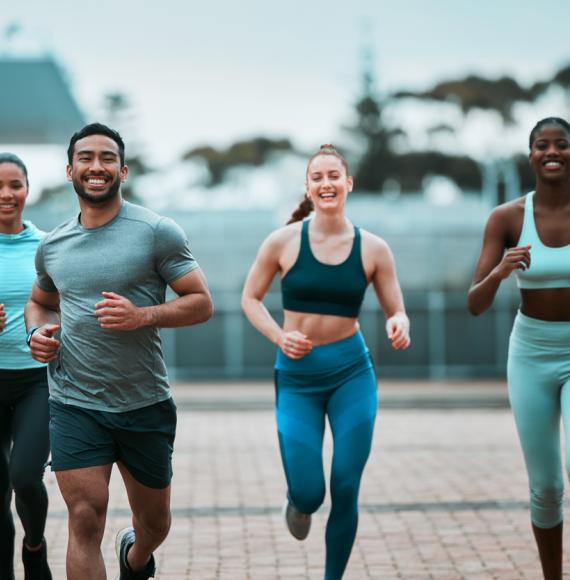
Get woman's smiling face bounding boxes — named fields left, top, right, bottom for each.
left=0, top=162, right=28, bottom=233
left=305, top=154, right=353, bottom=214
left=529, top=124, right=570, bottom=184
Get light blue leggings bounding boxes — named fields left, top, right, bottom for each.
left=274, top=332, right=377, bottom=580
left=507, top=311, right=570, bottom=529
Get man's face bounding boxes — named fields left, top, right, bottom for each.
left=66, top=134, right=128, bottom=204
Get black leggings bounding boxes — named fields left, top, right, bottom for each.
left=0, top=368, right=50, bottom=574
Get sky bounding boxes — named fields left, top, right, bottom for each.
left=1, top=0, right=570, bottom=171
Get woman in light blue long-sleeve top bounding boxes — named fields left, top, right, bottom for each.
left=0, top=153, right=52, bottom=580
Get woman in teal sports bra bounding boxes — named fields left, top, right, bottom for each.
left=469, top=117, right=570, bottom=580
left=242, top=144, right=410, bottom=579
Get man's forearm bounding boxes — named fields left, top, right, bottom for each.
left=24, top=300, right=61, bottom=330
left=142, top=292, right=213, bottom=328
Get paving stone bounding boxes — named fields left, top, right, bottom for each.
left=10, top=380, right=570, bottom=578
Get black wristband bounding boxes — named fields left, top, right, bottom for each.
left=26, top=326, right=40, bottom=347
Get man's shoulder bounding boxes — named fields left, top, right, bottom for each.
left=121, top=201, right=165, bottom=229
left=121, top=202, right=186, bottom=244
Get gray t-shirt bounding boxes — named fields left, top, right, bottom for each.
left=35, top=201, right=198, bottom=412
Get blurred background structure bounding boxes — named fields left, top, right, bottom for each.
left=2, top=1, right=570, bottom=379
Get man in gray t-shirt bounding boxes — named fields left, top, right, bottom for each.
left=25, top=123, right=213, bottom=580
left=35, top=199, right=197, bottom=412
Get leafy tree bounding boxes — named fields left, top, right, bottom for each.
left=102, top=91, right=148, bottom=202
left=346, top=50, right=481, bottom=192
left=183, top=138, right=294, bottom=186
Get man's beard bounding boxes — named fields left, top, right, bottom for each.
left=73, top=175, right=121, bottom=204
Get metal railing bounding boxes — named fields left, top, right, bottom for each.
left=162, top=288, right=519, bottom=380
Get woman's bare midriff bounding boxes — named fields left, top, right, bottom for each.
left=521, top=288, right=570, bottom=321
left=283, top=310, right=360, bottom=346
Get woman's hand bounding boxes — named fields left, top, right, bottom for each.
left=492, top=244, right=531, bottom=280
left=386, top=312, right=410, bottom=350
left=278, top=330, right=313, bottom=359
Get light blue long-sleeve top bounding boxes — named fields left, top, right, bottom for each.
left=0, top=220, right=46, bottom=369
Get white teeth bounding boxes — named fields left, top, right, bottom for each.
left=545, top=161, right=562, bottom=167
left=0, top=204, right=16, bottom=208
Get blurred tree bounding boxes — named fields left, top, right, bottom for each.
left=346, top=43, right=481, bottom=193
left=514, top=153, right=536, bottom=193
left=183, top=138, right=294, bottom=186
left=102, top=91, right=148, bottom=202
left=36, top=91, right=149, bottom=204
left=395, top=75, right=531, bottom=124
left=394, top=64, right=570, bottom=125
left=350, top=62, right=570, bottom=194
left=344, top=41, right=392, bottom=191
left=104, top=92, right=130, bottom=127
left=552, top=64, right=570, bottom=118
left=383, top=151, right=481, bottom=191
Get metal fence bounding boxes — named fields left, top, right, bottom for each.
left=25, top=192, right=520, bottom=380
left=162, top=287, right=520, bottom=380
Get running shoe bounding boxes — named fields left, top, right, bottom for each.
left=282, top=499, right=311, bottom=540
left=22, top=537, right=52, bottom=580
left=115, top=527, right=156, bottom=580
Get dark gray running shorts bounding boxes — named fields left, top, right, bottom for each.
left=49, top=398, right=177, bottom=489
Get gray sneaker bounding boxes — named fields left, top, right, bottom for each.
left=282, top=499, right=311, bottom=540
left=115, top=527, right=156, bottom=580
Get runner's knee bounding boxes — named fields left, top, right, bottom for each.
left=68, top=500, right=107, bottom=542
left=135, top=508, right=171, bottom=541
left=290, top=485, right=325, bottom=515
left=530, top=485, right=564, bottom=528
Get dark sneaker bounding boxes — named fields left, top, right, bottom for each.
left=22, top=537, right=52, bottom=580
left=115, top=527, right=156, bottom=580
left=0, top=547, right=15, bottom=580
left=282, top=499, right=311, bottom=540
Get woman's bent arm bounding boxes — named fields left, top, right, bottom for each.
left=241, top=234, right=285, bottom=346
left=367, top=234, right=410, bottom=350
left=468, top=207, right=530, bottom=315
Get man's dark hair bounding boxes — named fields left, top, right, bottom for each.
left=67, top=123, right=126, bottom=166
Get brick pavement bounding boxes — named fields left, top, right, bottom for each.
left=11, top=381, right=570, bottom=579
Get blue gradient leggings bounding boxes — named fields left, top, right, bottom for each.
left=274, top=332, right=377, bottom=580
left=507, top=312, right=570, bottom=529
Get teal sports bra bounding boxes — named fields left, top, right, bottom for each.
left=281, top=220, right=368, bottom=317
left=516, top=192, right=570, bottom=289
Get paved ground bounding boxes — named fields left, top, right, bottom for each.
left=11, top=380, right=570, bottom=579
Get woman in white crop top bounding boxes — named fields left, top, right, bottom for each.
left=468, top=117, right=570, bottom=580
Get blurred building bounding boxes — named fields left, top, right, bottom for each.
left=11, top=51, right=523, bottom=381
left=0, top=55, right=85, bottom=197
left=0, top=56, right=84, bottom=144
